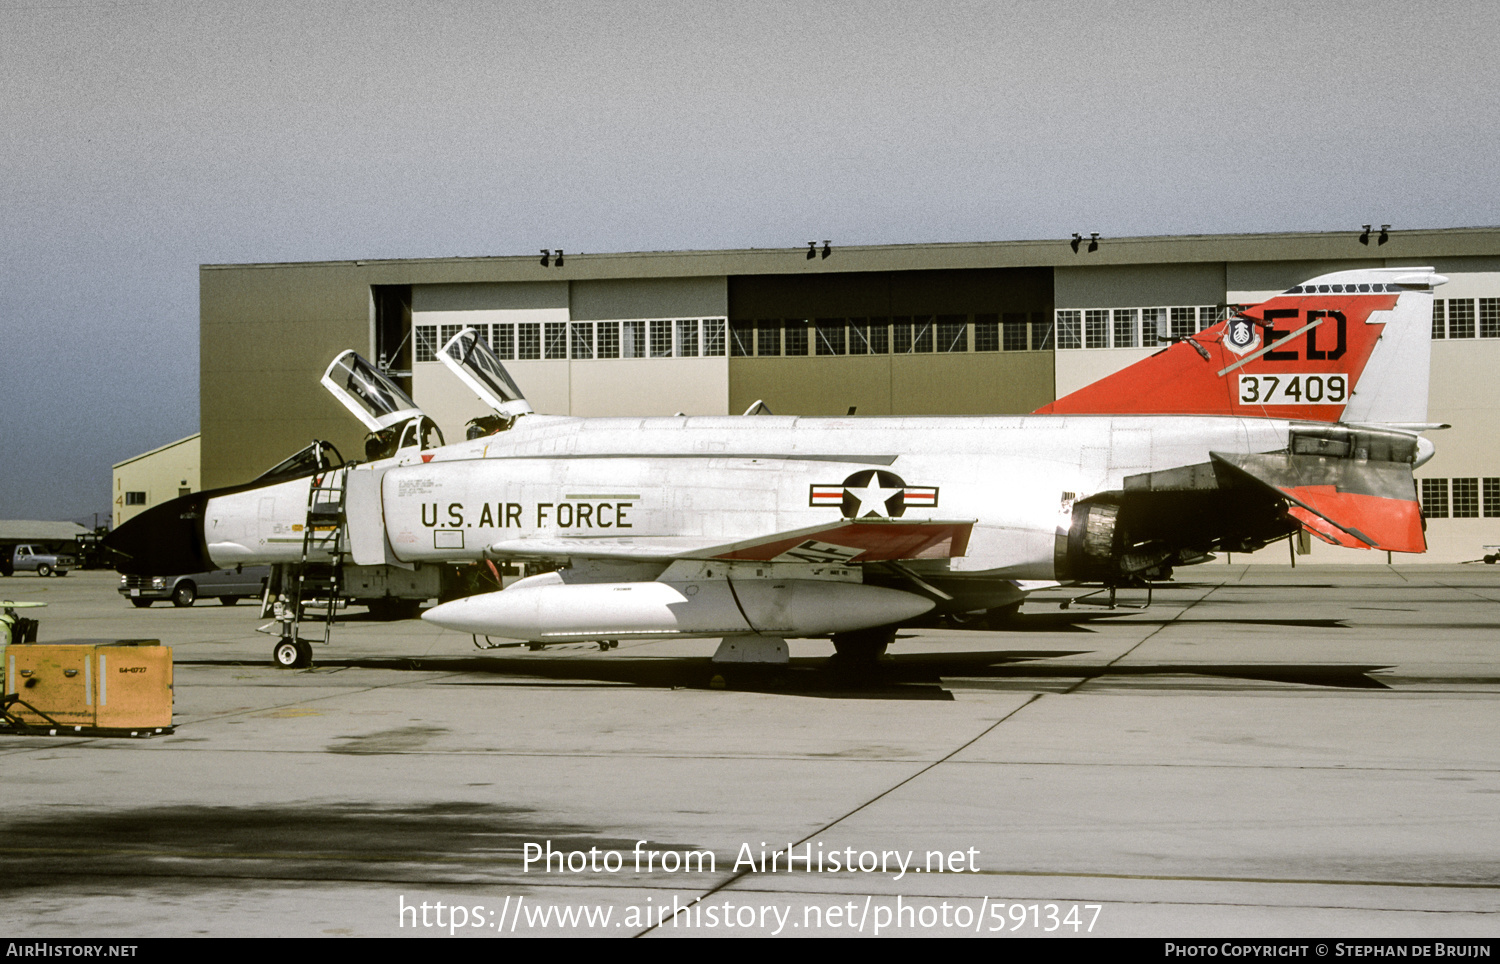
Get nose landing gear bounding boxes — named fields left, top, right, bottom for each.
left=273, top=637, right=314, bottom=669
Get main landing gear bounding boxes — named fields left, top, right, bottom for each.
left=273, top=637, right=314, bottom=669
left=830, top=625, right=896, bottom=664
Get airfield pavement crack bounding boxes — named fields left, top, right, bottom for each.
left=1434, top=580, right=1500, bottom=604
left=1056, top=579, right=1228, bottom=694
left=635, top=580, right=1231, bottom=936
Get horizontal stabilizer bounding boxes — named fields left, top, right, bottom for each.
left=486, top=518, right=975, bottom=564
left=1211, top=452, right=1425, bottom=553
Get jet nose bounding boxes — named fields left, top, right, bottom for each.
left=105, top=492, right=215, bottom=575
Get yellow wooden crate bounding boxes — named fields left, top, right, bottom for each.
left=5, top=641, right=172, bottom=729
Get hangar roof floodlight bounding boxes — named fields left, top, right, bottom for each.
left=1070, top=233, right=1082, bottom=253
left=806, top=242, right=817, bottom=260
left=1359, top=224, right=1372, bottom=245
left=539, top=249, right=550, bottom=267
left=1379, top=225, right=1390, bottom=246
left=555, top=249, right=564, bottom=267
left=1087, top=233, right=1100, bottom=253
left=821, top=241, right=831, bottom=259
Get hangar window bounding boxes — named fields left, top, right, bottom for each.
left=596, top=322, right=619, bottom=359
left=703, top=318, right=726, bottom=356
left=489, top=325, right=515, bottom=359
left=676, top=319, right=700, bottom=357
left=850, top=319, right=888, bottom=354
left=1055, top=310, right=1082, bottom=349
left=125, top=491, right=147, bottom=506
left=730, top=322, right=754, bottom=356
left=1084, top=310, right=1109, bottom=348
left=1030, top=314, right=1053, bottom=350
left=440, top=325, right=463, bottom=353
left=912, top=317, right=935, bottom=352
left=755, top=320, right=780, bottom=356
left=517, top=323, right=541, bottom=360
left=1420, top=478, right=1449, bottom=518
left=1432, top=301, right=1446, bottom=340
left=1484, top=478, right=1500, bottom=517
left=650, top=320, right=673, bottom=357
left=1140, top=308, right=1166, bottom=345
left=849, top=318, right=871, bottom=354
left=1480, top=299, right=1500, bottom=338
left=936, top=316, right=967, bottom=352
left=784, top=320, right=809, bottom=356
left=1447, top=299, right=1475, bottom=339
left=1004, top=313, right=1029, bottom=351
left=892, top=317, right=913, bottom=353
left=414, top=325, right=438, bottom=363
left=974, top=315, right=999, bottom=352
left=571, top=323, right=594, bottom=359
left=622, top=321, right=646, bottom=358
left=544, top=323, right=568, bottom=360
left=815, top=319, right=846, bottom=355
left=1055, top=306, right=1235, bottom=349
left=1452, top=478, right=1479, bottom=518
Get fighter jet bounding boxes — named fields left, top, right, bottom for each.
left=106, top=267, right=1443, bottom=668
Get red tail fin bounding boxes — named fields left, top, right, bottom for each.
left=1037, top=268, right=1443, bottom=424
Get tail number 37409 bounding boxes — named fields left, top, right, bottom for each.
left=1238, top=373, right=1347, bottom=405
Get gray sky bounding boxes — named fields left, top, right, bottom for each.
left=4, top=0, right=1498, bottom=522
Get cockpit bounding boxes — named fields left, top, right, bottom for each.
left=319, top=332, right=532, bottom=458
left=438, top=327, right=534, bottom=438
left=321, top=351, right=445, bottom=461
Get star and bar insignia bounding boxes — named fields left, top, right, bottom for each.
left=809, top=470, right=938, bottom=519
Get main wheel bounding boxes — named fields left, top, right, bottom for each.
left=171, top=582, right=196, bottom=607
left=273, top=638, right=310, bottom=669
left=130, top=598, right=152, bottom=609
left=831, top=626, right=896, bottom=663
left=36, top=564, right=52, bottom=578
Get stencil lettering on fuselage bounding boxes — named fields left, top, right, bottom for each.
left=414, top=500, right=635, bottom=530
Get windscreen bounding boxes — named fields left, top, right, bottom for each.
left=253, top=440, right=344, bottom=483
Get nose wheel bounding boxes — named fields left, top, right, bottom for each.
left=273, top=637, right=314, bottom=669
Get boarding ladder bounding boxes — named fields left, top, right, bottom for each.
left=286, top=465, right=351, bottom=651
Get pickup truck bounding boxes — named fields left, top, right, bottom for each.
left=119, top=566, right=270, bottom=608
left=2, top=544, right=77, bottom=577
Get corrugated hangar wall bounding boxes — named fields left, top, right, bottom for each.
left=726, top=268, right=1055, bottom=417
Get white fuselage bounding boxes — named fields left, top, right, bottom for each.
left=203, top=413, right=1291, bottom=581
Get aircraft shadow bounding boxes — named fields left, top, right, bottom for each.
left=178, top=647, right=1392, bottom=698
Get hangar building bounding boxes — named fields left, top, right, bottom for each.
left=199, top=227, right=1500, bottom=563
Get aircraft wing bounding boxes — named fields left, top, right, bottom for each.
left=1209, top=451, right=1425, bottom=553
left=483, top=518, right=975, bottom=564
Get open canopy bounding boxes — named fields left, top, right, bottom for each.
left=320, top=351, right=425, bottom=432
left=439, top=327, right=534, bottom=420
